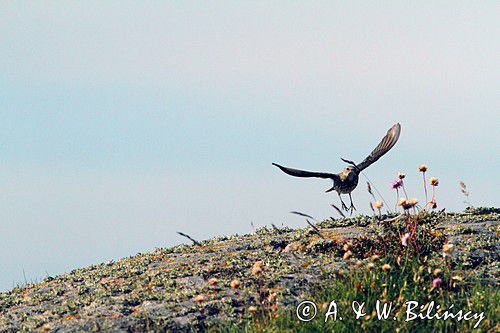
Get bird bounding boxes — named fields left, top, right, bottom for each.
left=272, top=123, right=401, bottom=213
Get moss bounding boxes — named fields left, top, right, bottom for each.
left=0, top=209, right=498, bottom=332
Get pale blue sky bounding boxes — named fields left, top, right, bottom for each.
left=1, top=2, right=498, bottom=291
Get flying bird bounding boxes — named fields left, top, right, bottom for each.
left=273, top=123, right=401, bottom=213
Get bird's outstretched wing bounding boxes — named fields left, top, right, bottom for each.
left=272, top=163, right=339, bottom=180
left=355, top=123, right=401, bottom=172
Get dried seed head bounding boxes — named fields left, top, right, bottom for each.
left=367, top=263, right=375, bottom=271
left=356, top=260, right=363, bottom=268
left=373, top=201, right=383, bottom=209
left=433, top=268, right=442, bottom=276
left=208, top=278, right=218, bottom=286
left=429, top=201, right=437, bottom=209
left=407, top=198, right=419, bottom=208
left=343, top=250, right=353, bottom=260
left=430, top=177, right=439, bottom=186
left=390, top=179, right=403, bottom=190
left=254, top=261, right=263, bottom=268
left=230, top=279, right=241, bottom=289
left=443, top=243, right=454, bottom=253
left=268, top=292, right=277, bottom=303
left=398, top=172, right=406, bottom=179
left=371, top=254, right=380, bottom=262
left=248, top=306, right=258, bottom=313
left=418, top=165, right=428, bottom=172
left=252, top=265, right=262, bottom=276
left=367, top=182, right=373, bottom=195
left=194, top=295, right=205, bottom=303
left=381, top=264, right=391, bottom=272
left=343, top=243, right=352, bottom=251
left=398, top=198, right=407, bottom=206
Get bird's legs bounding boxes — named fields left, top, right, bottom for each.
left=338, top=193, right=349, bottom=211
left=348, top=193, right=356, bottom=214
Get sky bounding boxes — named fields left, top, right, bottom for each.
left=0, top=2, right=498, bottom=291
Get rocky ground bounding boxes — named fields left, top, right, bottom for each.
left=0, top=207, right=498, bottom=332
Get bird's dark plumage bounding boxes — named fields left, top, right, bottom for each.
left=272, top=123, right=401, bottom=213
left=271, top=163, right=340, bottom=181
left=355, top=123, right=401, bottom=171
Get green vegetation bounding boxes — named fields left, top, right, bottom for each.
left=0, top=209, right=498, bottom=332
left=218, top=212, right=499, bottom=332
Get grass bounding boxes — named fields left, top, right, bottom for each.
left=216, top=211, right=499, bottom=332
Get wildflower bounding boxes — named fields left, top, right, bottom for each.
left=194, top=295, right=205, bottom=303
left=371, top=255, right=380, bottom=262
left=381, top=264, right=391, bottom=272
left=433, top=268, right=442, bottom=276
left=399, top=198, right=417, bottom=210
left=367, top=263, right=375, bottom=271
left=390, top=179, right=403, bottom=189
left=432, top=278, right=442, bottom=289
left=430, top=177, right=439, bottom=186
left=356, top=260, right=363, bottom=268
left=208, top=278, right=218, bottom=286
left=428, top=200, right=437, bottom=209
left=252, top=265, right=262, bottom=276
left=398, top=172, right=406, bottom=179
left=230, top=279, right=240, bottom=289
left=401, top=233, right=410, bottom=246
left=443, top=243, right=454, bottom=253
left=373, top=201, right=383, bottom=209
left=418, top=165, right=428, bottom=172
left=343, top=250, right=353, bottom=260
left=248, top=306, right=258, bottom=313
left=343, top=243, right=352, bottom=251
left=407, top=198, right=418, bottom=207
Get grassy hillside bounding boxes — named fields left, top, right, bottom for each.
left=1, top=208, right=498, bottom=332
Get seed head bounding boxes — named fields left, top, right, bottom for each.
left=407, top=198, right=418, bottom=207
left=390, top=179, right=403, bottom=190
left=443, top=243, right=454, bottom=253
left=418, top=165, right=428, bottom=172
left=356, top=260, right=363, bottom=268
left=248, top=306, right=258, bottom=313
left=208, top=278, right=218, bottom=286
left=230, top=279, right=241, bottom=289
left=366, top=263, right=375, bottom=271
left=194, top=295, right=205, bottom=303
left=398, top=172, right=406, bottom=179
left=252, top=265, right=262, bottom=276
left=343, top=250, right=353, bottom=260
left=373, top=201, right=383, bottom=209
left=381, top=264, right=391, bottom=272
left=430, top=177, right=439, bottom=186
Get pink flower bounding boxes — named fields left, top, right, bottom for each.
left=401, top=233, right=410, bottom=246
left=390, top=179, right=403, bottom=189
left=432, top=278, right=442, bottom=289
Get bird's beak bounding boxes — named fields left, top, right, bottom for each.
left=325, top=186, right=335, bottom=193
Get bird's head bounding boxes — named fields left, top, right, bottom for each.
left=343, top=166, right=356, bottom=174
